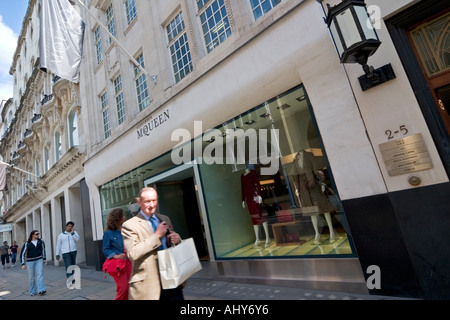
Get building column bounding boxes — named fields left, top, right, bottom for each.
left=65, top=184, right=86, bottom=265
left=41, top=203, right=53, bottom=262
left=51, top=197, right=63, bottom=267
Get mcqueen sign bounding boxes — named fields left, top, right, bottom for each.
left=137, top=109, right=170, bottom=140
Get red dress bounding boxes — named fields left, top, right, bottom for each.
left=241, top=170, right=266, bottom=225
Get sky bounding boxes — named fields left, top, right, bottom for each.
left=0, top=0, right=30, bottom=102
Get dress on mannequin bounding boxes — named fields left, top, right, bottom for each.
left=241, top=169, right=269, bottom=247
left=291, top=149, right=337, bottom=244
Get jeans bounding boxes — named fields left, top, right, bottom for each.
left=62, top=251, right=77, bottom=278
left=11, top=252, right=17, bottom=264
left=26, top=259, right=45, bottom=295
left=1, top=254, right=10, bottom=266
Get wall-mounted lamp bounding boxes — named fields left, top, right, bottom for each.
left=323, top=0, right=396, bottom=91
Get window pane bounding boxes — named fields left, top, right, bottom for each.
left=125, top=0, right=137, bottom=25
left=94, top=26, right=103, bottom=64
left=54, top=131, right=62, bottom=161
left=69, top=111, right=79, bottom=146
left=249, top=0, right=281, bottom=21
left=199, top=0, right=232, bottom=53
left=114, top=76, right=126, bottom=124
left=167, top=13, right=193, bottom=83
left=106, top=4, right=116, bottom=44
left=410, top=11, right=450, bottom=77
left=133, top=54, right=150, bottom=111
left=196, top=85, right=354, bottom=259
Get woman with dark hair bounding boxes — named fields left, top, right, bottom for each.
left=20, top=230, right=47, bottom=296
left=103, top=208, right=132, bottom=300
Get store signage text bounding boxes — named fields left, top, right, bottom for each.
left=0, top=224, right=12, bottom=232
left=379, top=133, right=433, bottom=176
left=137, top=109, right=170, bottom=139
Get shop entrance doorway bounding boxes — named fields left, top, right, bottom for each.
left=144, top=164, right=209, bottom=260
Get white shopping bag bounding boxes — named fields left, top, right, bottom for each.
left=157, top=238, right=202, bottom=289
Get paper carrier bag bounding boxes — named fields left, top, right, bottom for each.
left=157, top=237, right=202, bottom=289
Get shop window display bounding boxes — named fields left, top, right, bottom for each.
left=99, top=84, right=355, bottom=260
left=198, top=85, right=355, bottom=259
left=99, top=154, right=176, bottom=225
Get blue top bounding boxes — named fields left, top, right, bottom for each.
left=140, top=211, right=167, bottom=250
left=102, top=229, right=124, bottom=259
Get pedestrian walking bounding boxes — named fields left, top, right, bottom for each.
left=20, top=230, right=47, bottom=296
left=0, top=241, right=10, bottom=269
left=103, top=208, right=132, bottom=300
left=56, top=221, right=79, bottom=279
left=10, top=241, right=18, bottom=267
left=122, top=187, right=183, bottom=300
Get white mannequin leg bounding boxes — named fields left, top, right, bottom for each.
left=311, top=214, right=320, bottom=244
left=262, top=221, right=270, bottom=247
left=323, top=212, right=335, bottom=243
left=253, top=225, right=260, bottom=246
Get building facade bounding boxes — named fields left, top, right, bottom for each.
left=0, top=0, right=92, bottom=268
left=1, top=0, right=449, bottom=299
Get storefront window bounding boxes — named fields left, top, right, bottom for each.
left=99, top=154, right=175, bottom=225
left=198, top=85, right=355, bottom=259
left=99, top=84, right=355, bottom=260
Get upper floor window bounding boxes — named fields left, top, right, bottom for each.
left=68, top=109, right=79, bottom=147
left=94, top=26, right=103, bottom=64
left=55, top=130, right=62, bottom=161
left=133, top=54, right=150, bottom=111
left=167, top=12, right=193, bottom=83
left=125, top=0, right=137, bottom=25
left=101, top=92, right=111, bottom=139
left=18, top=182, right=22, bottom=200
left=197, top=0, right=232, bottom=53
left=44, top=146, right=50, bottom=172
left=35, top=159, right=40, bottom=178
left=106, top=3, right=116, bottom=44
left=249, top=0, right=281, bottom=21
left=114, top=75, right=126, bottom=124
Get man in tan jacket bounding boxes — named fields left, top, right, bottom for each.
left=122, top=187, right=182, bottom=300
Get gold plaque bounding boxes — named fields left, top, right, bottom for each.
left=379, top=133, right=433, bottom=176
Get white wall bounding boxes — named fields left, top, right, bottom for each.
left=83, top=0, right=448, bottom=241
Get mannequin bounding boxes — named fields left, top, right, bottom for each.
left=241, top=166, right=269, bottom=247
left=291, top=149, right=337, bottom=244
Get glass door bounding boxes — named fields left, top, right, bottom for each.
left=144, top=163, right=210, bottom=260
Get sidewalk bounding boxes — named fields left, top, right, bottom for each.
left=0, top=263, right=116, bottom=300
left=0, top=262, right=405, bottom=301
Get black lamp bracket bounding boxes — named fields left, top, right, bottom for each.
left=358, top=63, right=396, bottom=91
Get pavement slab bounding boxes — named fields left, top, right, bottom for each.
left=0, top=262, right=407, bottom=301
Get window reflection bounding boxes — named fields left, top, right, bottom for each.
left=198, top=85, right=354, bottom=259
left=99, top=85, right=355, bottom=260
